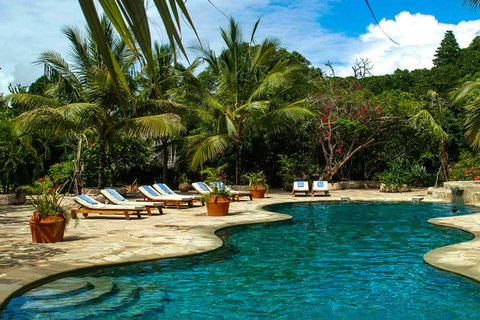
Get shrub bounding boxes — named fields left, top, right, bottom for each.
left=449, top=152, right=480, bottom=181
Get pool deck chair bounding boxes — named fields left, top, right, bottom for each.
left=192, top=182, right=213, bottom=195
left=72, top=195, right=146, bottom=220
left=101, top=188, right=164, bottom=215
left=292, top=181, right=310, bottom=197
left=213, top=181, right=252, bottom=201
left=152, top=183, right=203, bottom=206
left=139, top=185, right=194, bottom=209
left=311, top=180, right=330, bottom=196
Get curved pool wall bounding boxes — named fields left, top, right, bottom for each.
left=3, top=202, right=480, bottom=319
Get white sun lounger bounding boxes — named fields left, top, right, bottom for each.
left=292, top=181, right=310, bottom=197
left=311, top=180, right=330, bottom=196
left=192, top=182, right=213, bottom=195
left=139, top=185, right=194, bottom=209
left=101, top=188, right=164, bottom=214
left=72, top=194, right=147, bottom=220
left=212, top=181, right=252, bottom=201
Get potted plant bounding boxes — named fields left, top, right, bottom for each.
left=200, top=165, right=231, bottom=216
left=19, top=176, right=75, bottom=243
left=243, top=171, right=270, bottom=198
left=177, top=174, right=191, bottom=193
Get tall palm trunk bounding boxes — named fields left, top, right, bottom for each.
left=162, top=138, right=169, bottom=182
left=98, top=137, right=107, bottom=188
left=235, top=145, right=242, bottom=185
left=440, top=139, right=449, bottom=183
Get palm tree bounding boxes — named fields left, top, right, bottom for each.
left=409, top=90, right=449, bottom=185
left=453, top=79, right=480, bottom=148
left=9, top=19, right=183, bottom=189
left=181, top=18, right=313, bottom=183
left=78, top=0, right=198, bottom=102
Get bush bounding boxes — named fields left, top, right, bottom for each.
left=449, top=152, right=480, bottom=181
left=376, top=158, right=428, bottom=187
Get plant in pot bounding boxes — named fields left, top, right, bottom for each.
left=19, top=176, right=75, bottom=243
left=243, top=171, right=269, bottom=198
left=200, top=165, right=231, bottom=216
left=177, top=173, right=191, bottom=193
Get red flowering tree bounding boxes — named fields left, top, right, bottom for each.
left=310, top=79, right=392, bottom=181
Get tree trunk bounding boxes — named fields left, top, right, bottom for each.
left=440, top=139, right=449, bottom=183
left=162, top=138, right=169, bottom=182
left=235, top=145, right=242, bottom=185
left=97, top=138, right=106, bottom=188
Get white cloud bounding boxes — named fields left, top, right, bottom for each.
left=336, top=11, right=480, bottom=77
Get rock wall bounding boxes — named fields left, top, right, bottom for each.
left=0, top=193, right=26, bottom=206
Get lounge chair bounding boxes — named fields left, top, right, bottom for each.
left=72, top=195, right=146, bottom=220
left=139, top=185, right=194, bottom=209
left=152, top=183, right=203, bottom=206
left=292, top=181, right=310, bottom=197
left=192, top=182, right=213, bottom=195
left=213, top=181, right=252, bottom=201
left=311, top=180, right=330, bottom=196
left=101, top=188, right=164, bottom=214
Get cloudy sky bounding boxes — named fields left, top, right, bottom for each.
left=0, top=0, right=480, bottom=94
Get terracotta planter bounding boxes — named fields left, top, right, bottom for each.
left=206, top=195, right=230, bottom=216
left=250, top=186, right=267, bottom=198
left=178, top=182, right=190, bottom=193
left=29, top=212, right=66, bottom=243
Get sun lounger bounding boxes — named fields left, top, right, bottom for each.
left=311, top=180, right=330, bottom=196
left=139, top=185, right=194, bottom=209
left=101, top=188, right=164, bottom=214
left=292, top=181, right=310, bottom=197
left=213, top=181, right=252, bottom=201
left=72, top=195, right=147, bottom=220
left=192, top=182, right=213, bottom=195
left=152, top=183, right=203, bottom=205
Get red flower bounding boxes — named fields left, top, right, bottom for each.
left=39, top=178, right=45, bottom=182
left=377, top=157, right=381, bottom=160
left=475, top=176, right=480, bottom=181
left=89, top=144, right=94, bottom=147
left=454, top=176, right=457, bottom=180
left=363, top=107, right=367, bottom=111
left=322, top=115, right=327, bottom=121
left=335, top=148, right=342, bottom=153
left=325, top=124, right=329, bottom=127
left=325, top=133, right=330, bottom=137
left=340, top=145, right=344, bottom=147
left=353, top=111, right=359, bottom=115
left=376, top=109, right=382, bottom=113
left=455, top=164, right=459, bottom=168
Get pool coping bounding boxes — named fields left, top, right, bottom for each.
left=1, top=192, right=479, bottom=313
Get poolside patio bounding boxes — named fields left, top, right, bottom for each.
left=1, top=188, right=479, bottom=311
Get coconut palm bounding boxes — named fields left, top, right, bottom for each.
left=181, top=18, right=313, bottom=183
left=409, top=90, right=449, bottom=184
left=78, top=0, right=198, bottom=101
left=452, top=79, right=480, bottom=148
left=8, top=19, right=184, bottom=189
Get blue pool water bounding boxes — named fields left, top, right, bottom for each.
left=2, top=202, right=480, bottom=319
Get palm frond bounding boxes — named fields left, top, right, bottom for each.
left=5, top=93, right=62, bottom=110
left=188, top=134, right=233, bottom=170
left=409, top=109, right=448, bottom=141
left=260, top=100, right=314, bottom=132
left=120, top=113, right=184, bottom=139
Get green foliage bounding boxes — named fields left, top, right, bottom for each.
left=376, top=158, right=428, bottom=187
left=449, top=152, right=480, bottom=181
left=48, top=158, right=74, bottom=187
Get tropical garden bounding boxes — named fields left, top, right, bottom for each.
left=2, top=0, right=480, bottom=194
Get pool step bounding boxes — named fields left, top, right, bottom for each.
left=21, top=277, right=114, bottom=310
left=25, top=278, right=89, bottom=299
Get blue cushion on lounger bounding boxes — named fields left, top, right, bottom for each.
left=106, top=188, right=125, bottom=201
left=197, top=182, right=209, bottom=192
left=156, top=183, right=173, bottom=194
left=317, top=181, right=324, bottom=188
left=297, top=181, right=304, bottom=188
left=214, top=182, right=225, bottom=190
left=142, top=185, right=160, bottom=196
left=78, top=195, right=98, bottom=205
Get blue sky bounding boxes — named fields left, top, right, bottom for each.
left=1, top=0, right=480, bottom=94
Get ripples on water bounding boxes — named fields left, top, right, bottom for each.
left=2, top=202, right=480, bottom=319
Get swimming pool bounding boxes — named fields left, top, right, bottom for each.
left=2, top=202, right=479, bottom=319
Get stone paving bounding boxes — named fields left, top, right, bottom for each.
left=0, top=187, right=478, bottom=312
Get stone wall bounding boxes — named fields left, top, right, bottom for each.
left=330, top=181, right=379, bottom=190
left=0, top=193, right=26, bottom=206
